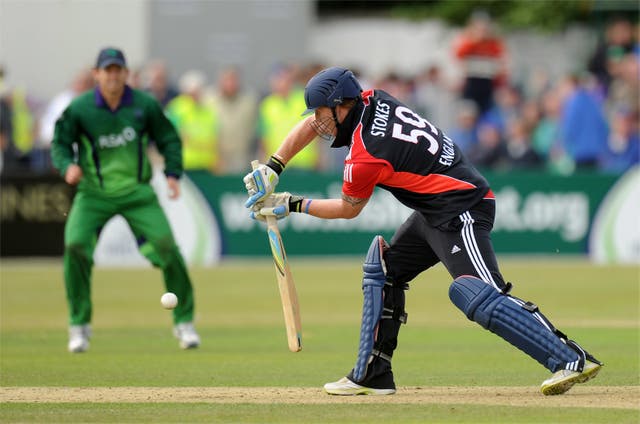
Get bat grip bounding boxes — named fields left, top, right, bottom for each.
left=265, top=215, right=278, bottom=226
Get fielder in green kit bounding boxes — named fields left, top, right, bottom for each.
left=51, top=47, right=200, bottom=353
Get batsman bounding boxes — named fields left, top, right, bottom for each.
left=244, top=67, right=603, bottom=396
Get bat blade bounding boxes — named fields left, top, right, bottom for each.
left=266, top=216, right=302, bottom=352
left=250, top=160, right=302, bottom=352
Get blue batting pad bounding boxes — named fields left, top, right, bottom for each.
left=353, top=236, right=387, bottom=382
left=449, top=276, right=579, bottom=372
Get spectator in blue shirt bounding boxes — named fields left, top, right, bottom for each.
left=598, top=109, right=639, bottom=174
left=556, top=74, right=609, bottom=171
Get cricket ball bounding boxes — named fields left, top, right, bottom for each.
left=160, top=292, right=178, bottom=309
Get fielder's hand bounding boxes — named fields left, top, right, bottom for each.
left=167, top=176, right=180, bottom=200
left=243, top=163, right=279, bottom=208
left=64, top=164, right=83, bottom=185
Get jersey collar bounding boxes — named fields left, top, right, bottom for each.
left=94, top=85, right=134, bottom=110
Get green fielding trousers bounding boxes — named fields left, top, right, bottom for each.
left=63, top=184, right=194, bottom=326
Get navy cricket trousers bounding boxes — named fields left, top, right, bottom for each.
left=384, top=198, right=507, bottom=292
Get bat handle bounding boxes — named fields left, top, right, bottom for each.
left=265, top=215, right=278, bottom=226
left=251, top=160, right=260, bottom=171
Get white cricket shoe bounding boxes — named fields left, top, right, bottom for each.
left=68, top=324, right=91, bottom=353
left=173, top=322, right=200, bottom=349
left=324, top=377, right=396, bottom=396
left=540, top=360, right=602, bottom=395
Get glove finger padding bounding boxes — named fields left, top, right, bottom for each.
left=242, top=173, right=254, bottom=187
left=250, top=210, right=267, bottom=222
left=250, top=191, right=304, bottom=221
left=243, top=164, right=279, bottom=208
left=259, top=192, right=291, bottom=219
left=244, top=177, right=257, bottom=195
left=260, top=205, right=288, bottom=218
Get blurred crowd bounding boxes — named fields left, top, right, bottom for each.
left=1, top=14, right=637, bottom=177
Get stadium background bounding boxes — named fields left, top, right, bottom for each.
left=0, top=0, right=638, bottom=264
left=0, top=1, right=616, bottom=100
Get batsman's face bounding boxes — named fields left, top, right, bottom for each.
left=310, top=106, right=338, bottom=142
left=94, top=65, right=128, bottom=96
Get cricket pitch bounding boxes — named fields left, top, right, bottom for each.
left=1, top=386, right=637, bottom=410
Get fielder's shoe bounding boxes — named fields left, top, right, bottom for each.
left=540, top=359, right=603, bottom=395
left=68, top=324, right=91, bottom=353
left=324, top=376, right=396, bottom=395
left=173, top=322, right=200, bottom=349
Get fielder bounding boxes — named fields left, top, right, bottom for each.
left=244, top=67, right=602, bottom=395
left=51, top=47, right=200, bottom=352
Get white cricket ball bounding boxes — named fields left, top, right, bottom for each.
left=160, top=292, right=178, bottom=309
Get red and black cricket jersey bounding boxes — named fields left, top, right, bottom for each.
left=342, top=89, right=492, bottom=226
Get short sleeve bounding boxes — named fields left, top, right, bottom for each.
left=342, top=162, right=385, bottom=199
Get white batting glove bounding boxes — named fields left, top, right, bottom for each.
left=243, top=162, right=280, bottom=208
left=249, top=199, right=268, bottom=222
left=259, top=192, right=292, bottom=219
left=249, top=209, right=268, bottom=222
left=253, top=192, right=305, bottom=221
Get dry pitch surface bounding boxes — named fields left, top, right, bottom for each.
left=1, top=386, right=637, bottom=409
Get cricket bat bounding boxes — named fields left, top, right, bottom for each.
left=251, top=160, right=302, bottom=352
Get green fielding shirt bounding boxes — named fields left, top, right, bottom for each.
left=51, top=86, right=183, bottom=196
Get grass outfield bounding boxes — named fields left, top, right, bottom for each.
left=0, top=258, right=638, bottom=423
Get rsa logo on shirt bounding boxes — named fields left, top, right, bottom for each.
left=98, top=127, right=137, bottom=149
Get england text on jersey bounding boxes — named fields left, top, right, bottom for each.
left=342, top=89, right=491, bottom=226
